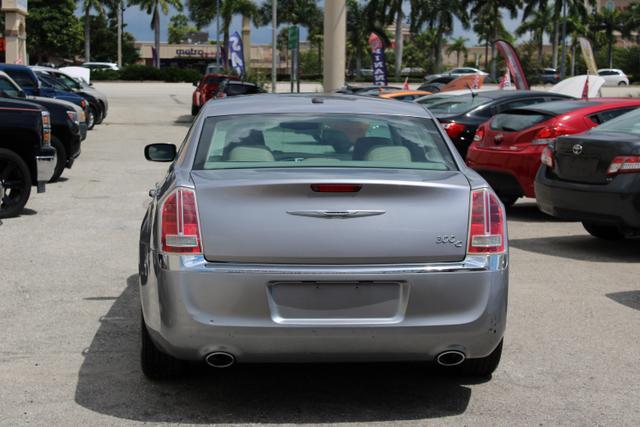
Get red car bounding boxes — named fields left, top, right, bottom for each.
left=191, top=73, right=239, bottom=116
left=466, top=98, right=640, bottom=206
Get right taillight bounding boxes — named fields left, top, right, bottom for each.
left=540, top=145, right=555, bottom=168
left=468, top=188, right=506, bottom=254
left=161, top=188, right=202, bottom=254
left=41, top=111, right=51, bottom=146
left=607, top=156, right=640, bottom=175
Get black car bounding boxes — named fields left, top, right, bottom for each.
left=540, top=68, right=560, bottom=85
left=216, top=80, right=263, bottom=98
left=535, top=108, right=640, bottom=240
left=417, top=76, right=457, bottom=93
left=417, top=90, right=573, bottom=158
left=0, top=71, right=83, bottom=182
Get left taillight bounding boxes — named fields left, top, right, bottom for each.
left=541, top=145, right=554, bottom=168
left=160, top=188, right=202, bottom=254
left=467, top=188, right=506, bottom=254
left=473, top=126, right=485, bottom=143
left=41, top=111, right=51, bottom=146
left=607, top=156, right=640, bottom=175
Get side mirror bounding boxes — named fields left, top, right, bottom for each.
left=144, top=143, right=176, bottom=162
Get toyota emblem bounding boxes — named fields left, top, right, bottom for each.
left=572, top=144, right=583, bottom=155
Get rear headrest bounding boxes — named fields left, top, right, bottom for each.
left=364, top=146, right=412, bottom=162
left=227, top=146, right=274, bottom=162
left=353, top=137, right=391, bottom=160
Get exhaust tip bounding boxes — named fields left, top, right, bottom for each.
left=436, top=350, right=466, bottom=367
left=205, top=352, right=235, bottom=368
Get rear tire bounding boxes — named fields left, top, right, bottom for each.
left=459, top=339, right=503, bottom=377
left=87, top=107, right=96, bottom=130
left=582, top=222, right=625, bottom=240
left=50, top=137, right=66, bottom=183
left=0, top=148, right=32, bottom=219
left=618, top=81, right=627, bottom=86
left=140, top=314, right=185, bottom=380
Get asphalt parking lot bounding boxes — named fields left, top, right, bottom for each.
left=1, top=82, right=639, bottom=426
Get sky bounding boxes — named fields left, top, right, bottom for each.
left=76, top=2, right=522, bottom=46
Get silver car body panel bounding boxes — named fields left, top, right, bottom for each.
left=139, top=94, right=508, bottom=364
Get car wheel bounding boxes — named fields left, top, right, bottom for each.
left=49, top=136, right=66, bottom=183
left=618, top=81, right=627, bottom=86
left=582, top=222, right=625, bottom=240
left=140, top=314, right=185, bottom=380
left=459, top=339, right=503, bottom=377
left=191, top=104, right=200, bottom=116
left=0, top=148, right=32, bottom=219
left=87, top=107, right=96, bottom=130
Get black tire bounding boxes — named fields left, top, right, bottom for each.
left=618, top=81, right=627, bottom=86
left=191, top=104, right=199, bottom=116
left=87, top=107, right=96, bottom=130
left=582, top=222, right=625, bottom=240
left=498, top=195, right=518, bottom=208
left=50, top=137, right=66, bottom=183
left=95, top=105, right=104, bottom=124
left=140, top=314, right=185, bottom=380
left=459, top=339, right=503, bottom=377
left=0, top=148, right=32, bottom=219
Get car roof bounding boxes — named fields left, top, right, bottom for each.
left=470, top=90, right=562, bottom=100
left=202, top=93, right=433, bottom=118
left=502, top=98, right=640, bottom=116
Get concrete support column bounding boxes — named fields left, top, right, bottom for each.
left=1, top=0, right=28, bottom=64
left=242, top=15, right=251, bottom=74
left=323, top=0, right=346, bottom=92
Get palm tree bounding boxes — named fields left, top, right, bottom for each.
left=409, top=0, right=469, bottom=73
left=468, top=0, right=520, bottom=79
left=517, top=5, right=552, bottom=66
left=129, top=0, right=183, bottom=68
left=81, top=0, right=104, bottom=62
left=447, top=36, right=468, bottom=67
left=346, top=0, right=369, bottom=77
left=187, top=0, right=259, bottom=71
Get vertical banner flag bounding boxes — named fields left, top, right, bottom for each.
left=494, top=39, right=529, bottom=90
left=403, top=76, right=410, bottom=90
left=228, top=31, right=245, bottom=77
left=368, top=33, right=388, bottom=86
left=578, top=37, right=598, bottom=76
left=582, top=75, right=589, bottom=100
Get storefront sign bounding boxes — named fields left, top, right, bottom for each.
left=175, top=48, right=216, bottom=58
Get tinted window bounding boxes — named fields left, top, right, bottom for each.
left=226, top=84, right=258, bottom=96
left=491, top=112, right=553, bottom=131
left=5, top=70, right=35, bottom=89
left=499, top=98, right=546, bottom=112
left=205, top=76, right=225, bottom=84
left=0, top=76, right=22, bottom=97
left=56, top=73, right=81, bottom=89
left=193, top=114, right=457, bottom=171
left=423, top=95, right=492, bottom=115
left=591, top=108, right=640, bottom=135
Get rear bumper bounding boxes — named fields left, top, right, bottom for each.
left=140, top=253, right=509, bottom=363
left=467, top=144, right=544, bottom=198
left=535, top=166, right=640, bottom=229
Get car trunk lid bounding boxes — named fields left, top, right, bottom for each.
left=191, top=168, right=471, bottom=264
left=553, top=132, right=640, bottom=184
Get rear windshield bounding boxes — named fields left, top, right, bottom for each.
left=206, top=76, right=225, bottom=84
left=591, top=108, right=640, bottom=135
left=491, top=112, right=553, bottom=131
left=421, top=95, right=492, bottom=115
left=193, top=114, right=457, bottom=171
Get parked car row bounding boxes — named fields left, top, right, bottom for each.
left=0, top=65, right=108, bottom=218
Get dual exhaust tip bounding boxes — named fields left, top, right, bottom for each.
left=435, top=350, right=466, bottom=367
left=204, top=351, right=235, bottom=368
left=206, top=350, right=465, bottom=368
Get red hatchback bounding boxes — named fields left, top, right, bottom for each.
left=191, top=73, right=239, bottom=116
left=466, top=99, right=640, bottom=206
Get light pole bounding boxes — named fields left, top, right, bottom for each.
left=216, top=0, right=221, bottom=67
left=272, top=0, right=277, bottom=93
left=559, top=0, right=568, bottom=80
left=117, top=0, right=123, bottom=68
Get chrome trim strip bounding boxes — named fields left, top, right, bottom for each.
left=159, top=254, right=508, bottom=274
left=287, top=210, right=386, bottom=219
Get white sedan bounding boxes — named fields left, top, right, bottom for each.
left=597, top=69, right=630, bottom=86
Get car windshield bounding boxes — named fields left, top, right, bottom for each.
left=591, top=108, right=640, bottom=135
left=491, top=112, right=553, bottom=132
left=193, top=114, right=457, bottom=171
left=422, top=94, right=492, bottom=115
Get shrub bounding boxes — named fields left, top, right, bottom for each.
left=91, top=65, right=202, bottom=83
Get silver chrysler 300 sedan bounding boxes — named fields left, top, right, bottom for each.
left=139, top=93, right=508, bottom=380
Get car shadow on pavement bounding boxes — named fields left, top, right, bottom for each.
left=74, top=274, right=477, bottom=423
left=509, top=235, right=640, bottom=262
left=506, top=202, right=572, bottom=223
left=174, top=115, right=194, bottom=127
left=606, top=291, right=640, bottom=311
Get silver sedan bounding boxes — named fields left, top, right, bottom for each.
left=139, top=93, right=508, bottom=379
